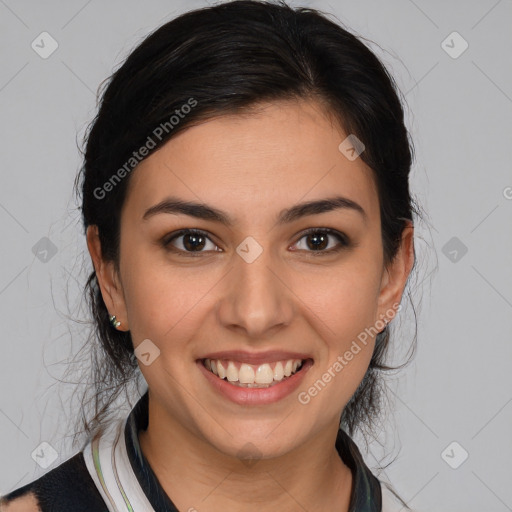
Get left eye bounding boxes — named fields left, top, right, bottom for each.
left=292, top=228, right=349, bottom=253
left=163, top=228, right=349, bottom=255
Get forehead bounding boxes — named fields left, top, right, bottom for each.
left=122, top=99, right=379, bottom=226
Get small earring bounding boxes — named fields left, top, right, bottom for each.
left=109, top=314, right=121, bottom=329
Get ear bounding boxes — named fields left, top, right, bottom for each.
left=376, top=220, right=415, bottom=324
left=86, top=225, right=129, bottom=331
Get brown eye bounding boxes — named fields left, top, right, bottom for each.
left=292, top=228, right=349, bottom=254
left=163, top=229, right=220, bottom=254
left=162, top=227, right=350, bottom=257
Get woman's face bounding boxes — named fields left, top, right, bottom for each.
left=88, top=99, right=413, bottom=460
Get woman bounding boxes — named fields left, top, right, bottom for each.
left=1, top=1, right=419, bottom=510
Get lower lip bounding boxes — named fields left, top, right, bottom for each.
left=197, top=359, right=314, bottom=406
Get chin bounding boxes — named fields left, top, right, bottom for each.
left=197, top=419, right=308, bottom=462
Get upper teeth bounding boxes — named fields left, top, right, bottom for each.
left=204, top=358, right=304, bottom=384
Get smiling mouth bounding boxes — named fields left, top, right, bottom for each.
left=202, top=358, right=311, bottom=388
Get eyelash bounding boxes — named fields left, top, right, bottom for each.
left=162, top=227, right=351, bottom=257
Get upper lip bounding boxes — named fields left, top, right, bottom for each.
left=199, top=350, right=313, bottom=365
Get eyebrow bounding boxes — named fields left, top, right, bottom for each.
left=142, top=195, right=367, bottom=225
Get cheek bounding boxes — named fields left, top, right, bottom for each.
left=119, top=247, right=175, bottom=339
left=293, top=257, right=382, bottom=395
left=296, top=258, right=382, bottom=339
left=301, top=276, right=379, bottom=405
left=120, top=252, right=217, bottom=350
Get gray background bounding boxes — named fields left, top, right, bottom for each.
left=1, top=1, right=511, bottom=510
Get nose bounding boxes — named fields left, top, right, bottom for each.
left=216, top=240, right=295, bottom=341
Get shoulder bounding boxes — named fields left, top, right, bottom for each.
left=1, top=452, right=107, bottom=512
left=0, top=492, right=41, bottom=511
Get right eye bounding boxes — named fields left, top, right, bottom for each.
left=162, top=229, right=222, bottom=255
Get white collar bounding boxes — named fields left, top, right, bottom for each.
left=83, top=415, right=156, bottom=512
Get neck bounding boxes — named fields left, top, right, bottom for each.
left=137, top=399, right=353, bottom=512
